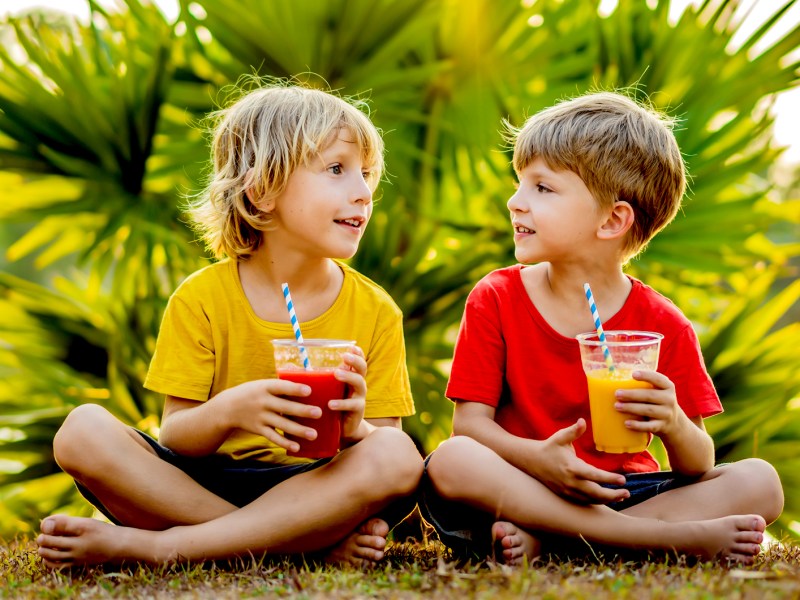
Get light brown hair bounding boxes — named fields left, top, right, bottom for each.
left=189, top=79, right=384, bottom=259
left=509, top=91, right=686, bottom=260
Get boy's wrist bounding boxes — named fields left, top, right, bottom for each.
left=342, top=419, right=373, bottom=445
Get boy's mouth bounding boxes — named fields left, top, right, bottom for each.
left=335, top=217, right=364, bottom=229
left=514, top=225, right=535, bottom=234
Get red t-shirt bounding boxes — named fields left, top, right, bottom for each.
left=446, top=265, right=722, bottom=474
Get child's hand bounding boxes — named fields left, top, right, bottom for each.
left=221, top=379, right=322, bottom=454
left=328, top=346, right=368, bottom=443
left=533, top=419, right=629, bottom=505
left=613, top=370, right=682, bottom=438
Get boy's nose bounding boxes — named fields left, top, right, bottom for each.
left=507, top=190, right=524, bottom=211
left=351, top=175, right=372, bottom=204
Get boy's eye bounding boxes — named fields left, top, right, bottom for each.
left=362, top=171, right=371, bottom=180
left=329, top=164, right=343, bottom=175
left=536, top=183, right=552, bottom=193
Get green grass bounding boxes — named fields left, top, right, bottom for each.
left=3, top=537, right=800, bottom=599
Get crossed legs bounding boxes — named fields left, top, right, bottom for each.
left=425, top=436, right=782, bottom=565
left=37, top=404, right=423, bottom=567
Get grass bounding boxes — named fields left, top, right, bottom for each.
left=3, top=534, right=800, bottom=599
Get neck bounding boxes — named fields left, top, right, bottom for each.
left=245, top=243, right=338, bottom=295
left=541, top=261, right=628, bottom=302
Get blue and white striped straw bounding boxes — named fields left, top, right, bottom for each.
left=281, top=283, right=311, bottom=370
left=583, top=283, right=615, bottom=374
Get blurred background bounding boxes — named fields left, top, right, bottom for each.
left=0, top=0, right=798, bottom=540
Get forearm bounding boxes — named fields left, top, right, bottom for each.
left=661, top=416, right=715, bottom=476
left=158, top=394, right=234, bottom=457
left=453, top=410, right=541, bottom=476
left=342, top=416, right=399, bottom=446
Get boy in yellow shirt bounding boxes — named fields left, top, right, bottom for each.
left=36, top=81, right=423, bottom=567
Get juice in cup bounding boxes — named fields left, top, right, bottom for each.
left=276, top=368, right=346, bottom=458
left=585, top=368, right=651, bottom=453
left=576, top=331, right=663, bottom=454
left=272, top=339, right=354, bottom=459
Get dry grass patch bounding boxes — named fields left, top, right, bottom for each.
left=2, top=537, right=800, bottom=599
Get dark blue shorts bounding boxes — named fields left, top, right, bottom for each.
left=419, top=453, right=697, bottom=559
left=76, top=430, right=331, bottom=525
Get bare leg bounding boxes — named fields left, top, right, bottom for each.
left=622, top=458, right=784, bottom=524
left=426, top=437, right=765, bottom=565
left=37, top=426, right=423, bottom=567
left=53, top=404, right=237, bottom=529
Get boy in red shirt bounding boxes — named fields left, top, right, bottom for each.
left=422, top=92, right=783, bottom=565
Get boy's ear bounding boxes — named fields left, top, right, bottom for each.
left=597, top=200, right=635, bottom=240
left=244, top=169, right=275, bottom=212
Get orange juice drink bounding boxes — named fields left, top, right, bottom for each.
left=586, top=368, right=650, bottom=453
left=576, top=330, right=663, bottom=454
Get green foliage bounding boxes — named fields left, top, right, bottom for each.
left=0, top=0, right=798, bottom=540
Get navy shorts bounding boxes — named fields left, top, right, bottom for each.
left=76, top=429, right=331, bottom=525
left=419, top=453, right=697, bottom=560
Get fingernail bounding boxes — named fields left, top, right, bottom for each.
left=329, top=401, right=339, bottom=409
left=41, top=518, right=53, bottom=534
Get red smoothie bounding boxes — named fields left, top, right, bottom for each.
left=277, top=368, right=346, bottom=458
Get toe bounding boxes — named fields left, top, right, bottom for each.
left=360, top=518, right=389, bottom=538
left=41, top=515, right=81, bottom=537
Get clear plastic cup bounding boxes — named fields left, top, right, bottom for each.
left=271, top=339, right=354, bottom=458
left=576, top=331, right=663, bottom=454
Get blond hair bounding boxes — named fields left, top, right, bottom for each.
left=508, top=91, right=686, bottom=260
left=189, top=80, right=384, bottom=259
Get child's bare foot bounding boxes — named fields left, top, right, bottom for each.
left=36, top=515, right=163, bottom=568
left=325, top=518, right=389, bottom=566
left=690, top=515, right=766, bottom=565
left=491, top=521, right=541, bottom=566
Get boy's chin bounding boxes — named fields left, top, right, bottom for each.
left=333, top=246, right=360, bottom=260
left=514, top=250, right=535, bottom=264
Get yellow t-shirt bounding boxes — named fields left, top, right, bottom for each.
left=144, top=259, right=414, bottom=464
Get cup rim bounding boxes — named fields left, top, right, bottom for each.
left=575, top=330, right=663, bottom=346
left=271, top=338, right=356, bottom=348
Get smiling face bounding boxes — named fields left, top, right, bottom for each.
left=262, top=129, right=374, bottom=260
left=507, top=157, right=604, bottom=265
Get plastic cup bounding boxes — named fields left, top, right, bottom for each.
left=271, top=339, right=354, bottom=458
left=576, top=331, right=663, bottom=454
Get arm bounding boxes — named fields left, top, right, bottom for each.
left=614, top=370, right=715, bottom=476
left=453, top=400, right=628, bottom=504
left=158, top=378, right=327, bottom=457
left=366, top=417, right=401, bottom=428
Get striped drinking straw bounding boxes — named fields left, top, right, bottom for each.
left=583, top=283, right=615, bottom=374
left=281, top=283, right=311, bottom=370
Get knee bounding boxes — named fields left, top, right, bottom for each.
left=727, top=458, right=784, bottom=523
left=357, top=427, right=424, bottom=496
left=53, top=404, right=118, bottom=475
left=426, top=436, right=492, bottom=500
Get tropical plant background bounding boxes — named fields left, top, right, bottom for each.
left=0, top=0, right=798, bottom=541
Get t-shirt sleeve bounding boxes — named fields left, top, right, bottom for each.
left=445, top=281, right=507, bottom=407
left=364, top=306, right=415, bottom=419
left=660, top=323, right=722, bottom=419
left=143, top=292, right=215, bottom=401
